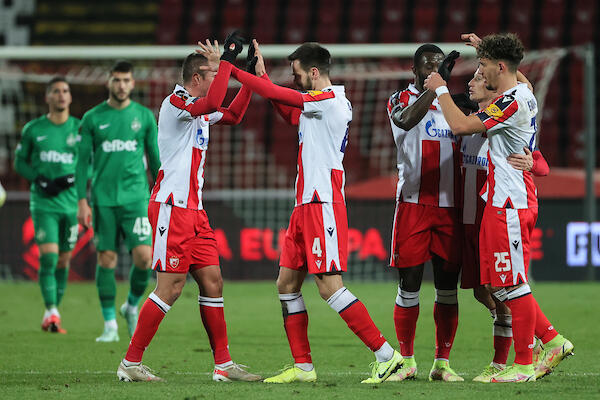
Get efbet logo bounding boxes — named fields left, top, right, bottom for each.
left=40, top=150, right=74, bottom=164
left=485, top=104, right=504, bottom=119
left=101, top=139, right=137, bottom=153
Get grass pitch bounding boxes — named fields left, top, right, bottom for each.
left=0, top=280, right=598, bottom=399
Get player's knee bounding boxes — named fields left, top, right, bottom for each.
left=56, top=253, right=71, bottom=269
left=132, top=246, right=152, bottom=269
left=98, top=251, right=117, bottom=269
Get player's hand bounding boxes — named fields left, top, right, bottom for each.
left=53, top=174, right=75, bottom=189
left=196, top=39, right=220, bottom=72
left=220, top=30, right=244, bottom=63
left=246, top=38, right=258, bottom=74
left=438, top=50, right=460, bottom=82
left=252, top=39, right=266, bottom=77
left=507, top=147, right=534, bottom=171
left=461, top=33, right=482, bottom=48
left=35, top=175, right=61, bottom=196
left=423, top=72, right=446, bottom=91
left=77, top=199, right=92, bottom=229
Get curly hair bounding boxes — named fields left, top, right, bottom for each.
left=476, top=33, right=525, bottom=72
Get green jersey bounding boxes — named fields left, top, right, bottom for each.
left=76, top=100, right=160, bottom=207
left=14, top=115, right=81, bottom=213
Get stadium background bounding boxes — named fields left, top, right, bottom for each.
left=0, top=0, right=598, bottom=283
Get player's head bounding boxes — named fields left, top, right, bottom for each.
left=476, top=33, right=524, bottom=90
left=181, top=53, right=216, bottom=96
left=413, top=44, right=445, bottom=90
left=45, top=76, right=71, bottom=112
left=467, top=68, right=496, bottom=105
left=108, top=60, right=135, bottom=103
left=287, top=43, right=331, bottom=91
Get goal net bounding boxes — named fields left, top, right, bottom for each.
left=0, top=44, right=583, bottom=281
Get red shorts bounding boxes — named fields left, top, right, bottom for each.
left=460, top=223, right=481, bottom=289
left=479, top=206, right=537, bottom=287
left=279, top=202, right=348, bottom=274
left=148, top=201, right=220, bottom=273
left=389, top=202, right=461, bottom=268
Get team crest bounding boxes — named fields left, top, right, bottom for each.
left=484, top=104, right=504, bottom=119
left=66, top=133, right=79, bottom=147
left=131, top=117, right=142, bottom=132
left=36, top=229, right=46, bottom=241
left=306, top=90, right=323, bottom=96
left=168, top=256, right=180, bottom=269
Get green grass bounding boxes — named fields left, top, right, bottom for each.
left=0, top=280, right=598, bottom=399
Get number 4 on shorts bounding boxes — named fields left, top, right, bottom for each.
left=312, top=237, right=322, bottom=258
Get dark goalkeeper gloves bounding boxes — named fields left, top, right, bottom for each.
left=451, top=93, right=480, bottom=112
left=35, top=175, right=61, bottom=196
left=438, top=50, right=460, bottom=82
left=54, top=174, right=75, bottom=189
left=220, top=30, right=244, bottom=63
left=246, top=39, right=258, bottom=74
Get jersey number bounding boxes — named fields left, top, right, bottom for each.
left=312, top=237, right=323, bottom=258
left=529, top=117, right=537, bottom=150
left=133, top=217, right=152, bottom=236
left=340, top=125, right=349, bottom=153
left=68, top=225, right=78, bottom=243
left=494, top=252, right=511, bottom=272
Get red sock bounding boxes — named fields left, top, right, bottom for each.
left=199, top=297, right=231, bottom=365
left=532, top=298, right=558, bottom=344
left=505, top=293, right=536, bottom=365
left=284, top=312, right=312, bottom=363
left=394, top=305, right=419, bottom=357
left=338, top=301, right=386, bottom=352
left=125, top=295, right=168, bottom=363
left=433, top=303, right=458, bottom=359
left=493, top=336, right=512, bottom=365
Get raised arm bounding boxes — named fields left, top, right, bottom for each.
left=217, top=85, right=252, bottom=125
left=230, top=66, right=304, bottom=108
left=390, top=90, right=436, bottom=131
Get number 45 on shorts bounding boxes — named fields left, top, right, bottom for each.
left=133, top=217, right=152, bottom=236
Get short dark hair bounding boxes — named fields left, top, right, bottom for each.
left=46, top=76, right=68, bottom=94
left=413, top=44, right=444, bottom=67
left=110, top=60, right=134, bottom=75
left=477, top=33, right=524, bottom=72
left=181, top=53, right=209, bottom=83
left=288, top=43, right=331, bottom=76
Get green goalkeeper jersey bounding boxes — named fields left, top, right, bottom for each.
left=14, top=115, right=81, bottom=213
left=76, top=100, right=160, bottom=206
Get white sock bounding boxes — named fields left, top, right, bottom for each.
left=48, top=306, right=59, bottom=316
left=216, top=360, right=234, bottom=369
left=374, top=341, right=394, bottom=363
left=122, top=359, right=141, bottom=367
left=105, top=319, right=118, bottom=330
left=294, top=363, right=314, bottom=372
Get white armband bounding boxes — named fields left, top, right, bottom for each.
left=435, top=86, right=449, bottom=97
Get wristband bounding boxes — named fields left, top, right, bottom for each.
left=435, top=86, right=449, bottom=97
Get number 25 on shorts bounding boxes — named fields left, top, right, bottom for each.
left=494, top=251, right=511, bottom=272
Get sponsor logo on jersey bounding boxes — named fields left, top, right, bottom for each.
left=195, top=128, right=207, bottom=147
left=131, top=117, right=142, bottom=132
left=101, top=139, right=138, bottom=153
left=484, top=103, right=504, bottom=119
left=168, top=256, right=179, bottom=268
left=425, top=117, right=456, bottom=139
left=40, top=150, right=74, bottom=164
left=462, top=153, right=488, bottom=167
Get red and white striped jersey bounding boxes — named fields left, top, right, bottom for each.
left=476, top=83, right=538, bottom=209
left=150, top=84, right=223, bottom=210
left=460, top=134, right=488, bottom=225
left=387, top=83, right=461, bottom=207
left=295, top=85, right=352, bottom=206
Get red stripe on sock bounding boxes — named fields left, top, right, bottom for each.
left=434, top=303, right=458, bottom=360
left=339, top=301, right=386, bottom=352
left=125, top=298, right=166, bottom=363
left=199, top=305, right=232, bottom=365
left=284, top=312, right=312, bottom=363
left=394, top=304, right=419, bottom=357
left=505, top=294, right=536, bottom=365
